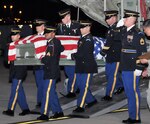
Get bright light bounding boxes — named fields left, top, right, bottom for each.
left=4, top=5, right=7, bottom=9
left=29, top=24, right=33, bottom=28
left=19, top=11, right=22, bottom=14
left=10, top=5, right=13, bottom=9
left=18, top=25, right=23, bottom=28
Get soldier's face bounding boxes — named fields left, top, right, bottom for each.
left=44, top=32, right=54, bottom=39
left=11, top=34, right=20, bottom=42
left=143, top=27, right=150, bottom=36
left=80, top=26, right=90, bottom=35
left=36, top=24, right=45, bottom=33
left=124, top=17, right=136, bottom=27
left=62, top=14, right=71, bottom=24
left=106, top=17, right=116, bottom=26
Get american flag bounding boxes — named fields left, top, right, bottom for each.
left=93, top=36, right=106, bottom=60
left=8, top=35, right=105, bottom=61
left=8, top=35, right=79, bottom=61
left=56, top=35, right=80, bottom=58
left=8, top=35, right=47, bottom=61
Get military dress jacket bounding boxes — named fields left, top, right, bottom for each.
left=9, top=62, right=27, bottom=80
left=56, top=21, right=81, bottom=36
left=72, top=33, right=97, bottom=73
left=120, top=26, right=147, bottom=71
left=7, top=41, right=27, bottom=80
left=101, top=22, right=122, bottom=63
left=41, top=37, right=64, bottom=79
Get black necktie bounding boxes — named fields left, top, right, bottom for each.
left=66, top=24, right=69, bottom=28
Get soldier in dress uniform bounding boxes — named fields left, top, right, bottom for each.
left=71, top=21, right=97, bottom=113
left=37, top=26, right=64, bottom=120
left=120, top=10, right=147, bottom=123
left=33, top=19, right=47, bottom=108
left=3, top=26, right=30, bottom=116
left=100, top=10, right=124, bottom=101
left=57, top=9, right=81, bottom=98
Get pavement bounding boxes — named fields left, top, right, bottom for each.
left=0, top=56, right=150, bottom=124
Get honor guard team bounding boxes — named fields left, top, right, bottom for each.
left=2, top=8, right=149, bottom=124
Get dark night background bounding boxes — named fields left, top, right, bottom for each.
left=0, top=0, right=107, bottom=37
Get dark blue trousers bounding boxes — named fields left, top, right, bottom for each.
left=64, top=65, right=78, bottom=93
left=35, top=68, right=45, bottom=104
left=76, top=73, right=96, bottom=108
left=105, top=62, right=123, bottom=97
left=122, top=71, right=141, bottom=120
left=8, top=79, right=29, bottom=111
left=41, top=79, right=62, bottom=116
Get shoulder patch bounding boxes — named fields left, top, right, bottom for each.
left=138, top=31, right=144, bottom=35
left=86, top=38, right=91, bottom=42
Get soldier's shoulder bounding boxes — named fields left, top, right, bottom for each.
left=134, top=27, right=145, bottom=36
left=86, top=34, right=93, bottom=42
left=57, top=23, right=63, bottom=27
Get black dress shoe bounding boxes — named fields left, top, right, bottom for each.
left=75, top=88, right=80, bottom=94
left=37, top=114, right=49, bottom=120
left=114, top=87, right=124, bottom=95
left=73, top=107, right=85, bottom=113
left=36, top=103, right=41, bottom=108
left=50, top=112, right=64, bottom=118
left=3, top=109, right=14, bottom=116
left=19, top=109, right=30, bottom=116
left=66, top=92, right=76, bottom=98
left=122, top=118, right=141, bottom=123
left=101, top=95, right=112, bottom=101
left=85, top=100, right=98, bottom=108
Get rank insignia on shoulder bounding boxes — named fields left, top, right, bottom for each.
left=140, top=38, right=145, bottom=45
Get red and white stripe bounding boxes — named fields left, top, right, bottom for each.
left=8, top=35, right=47, bottom=61
left=56, top=35, right=80, bottom=58
left=8, top=35, right=80, bottom=61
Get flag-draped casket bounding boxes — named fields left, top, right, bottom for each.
left=8, top=35, right=105, bottom=66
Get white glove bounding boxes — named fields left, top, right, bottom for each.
left=116, top=18, right=124, bottom=27
left=102, top=57, right=106, bottom=62
left=134, top=69, right=142, bottom=76
left=96, top=54, right=103, bottom=60
left=67, top=53, right=71, bottom=60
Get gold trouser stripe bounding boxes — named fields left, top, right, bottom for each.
left=11, top=80, right=21, bottom=110
left=80, top=73, right=90, bottom=108
left=70, top=73, right=76, bottom=93
left=16, top=120, right=44, bottom=124
left=133, top=72, right=139, bottom=120
left=44, top=79, right=52, bottom=115
left=110, top=62, right=120, bottom=97
left=15, top=116, right=70, bottom=124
